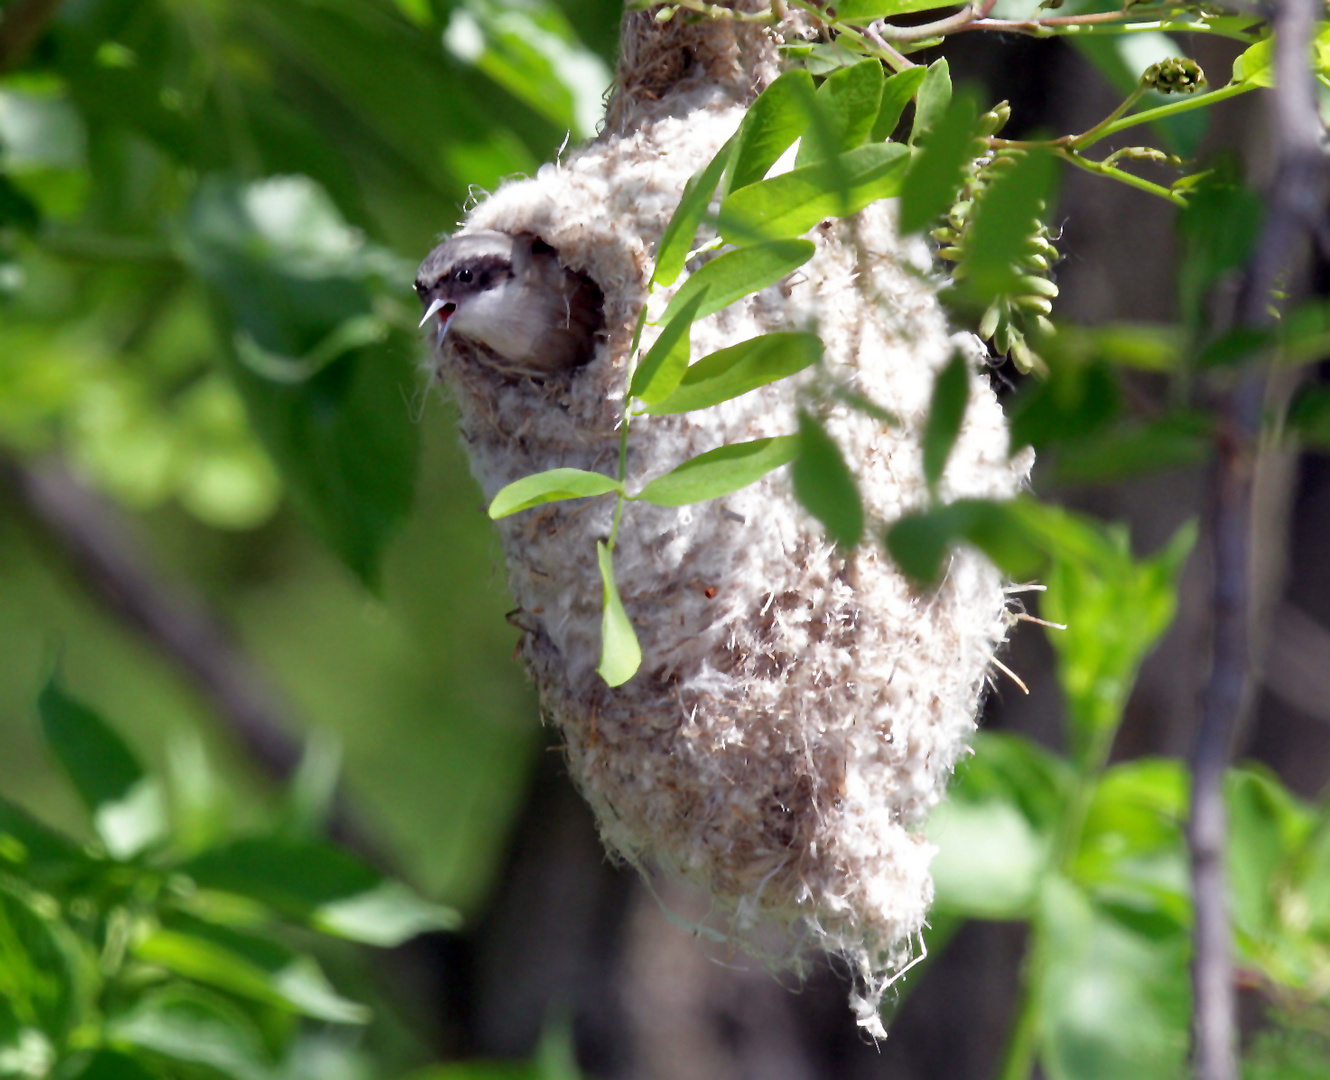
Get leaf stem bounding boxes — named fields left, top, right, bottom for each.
left=1087, top=80, right=1258, bottom=147
left=1067, top=87, right=1146, bottom=149
left=1056, top=147, right=1188, bottom=206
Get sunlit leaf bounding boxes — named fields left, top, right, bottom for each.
left=1073, top=759, right=1189, bottom=922
left=723, top=70, right=816, bottom=197
left=794, top=59, right=882, bottom=167
left=656, top=240, right=815, bottom=324
left=631, top=289, right=708, bottom=403
left=718, top=143, right=909, bottom=242
left=38, top=677, right=166, bottom=860
left=179, top=837, right=459, bottom=946
left=442, top=2, right=611, bottom=139
left=0, top=890, right=83, bottom=1042
left=871, top=66, right=928, bottom=143
left=922, top=351, right=969, bottom=493
left=910, top=58, right=951, bottom=144
left=930, top=732, right=1071, bottom=919
left=109, top=987, right=272, bottom=1080
left=1037, top=876, right=1190, bottom=1080
left=1231, top=35, right=1274, bottom=87
left=634, top=437, right=798, bottom=506
left=487, top=469, right=622, bottom=519
left=653, top=142, right=735, bottom=287
left=792, top=411, right=862, bottom=547
left=1042, top=522, right=1196, bottom=769
left=596, top=542, right=641, bottom=688
left=644, top=332, right=822, bottom=415
left=135, top=921, right=370, bottom=1024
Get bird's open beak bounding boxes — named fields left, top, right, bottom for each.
left=418, top=297, right=457, bottom=347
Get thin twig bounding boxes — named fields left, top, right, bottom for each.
left=0, top=455, right=395, bottom=872
left=0, top=0, right=65, bottom=74
left=1188, top=0, right=1326, bottom=1077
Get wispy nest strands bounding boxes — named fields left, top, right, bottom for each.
left=427, top=3, right=1031, bottom=1038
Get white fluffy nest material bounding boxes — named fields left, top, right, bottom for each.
left=429, top=78, right=1031, bottom=1037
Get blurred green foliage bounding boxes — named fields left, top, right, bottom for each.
left=0, top=1, right=616, bottom=1075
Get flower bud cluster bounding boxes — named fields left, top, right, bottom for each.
left=1141, top=57, right=1206, bottom=95
left=930, top=103, right=1058, bottom=374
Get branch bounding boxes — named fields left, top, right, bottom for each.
left=0, top=0, right=65, bottom=74
left=1189, top=1, right=1326, bottom=1078
left=0, top=454, right=393, bottom=871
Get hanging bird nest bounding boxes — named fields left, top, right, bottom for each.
left=424, top=1, right=1031, bottom=1038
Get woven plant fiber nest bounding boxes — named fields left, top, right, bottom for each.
left=424, top=5, right=1032, bottom=1037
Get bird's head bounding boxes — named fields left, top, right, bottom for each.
left=414, top=230, right=519, bottom=349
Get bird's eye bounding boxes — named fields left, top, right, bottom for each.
left=413, top=280, right=426, bottom=296
left=456, top=268, right=473, bottom=284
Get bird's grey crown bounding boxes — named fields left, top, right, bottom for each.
left=414, top=230, right=518, bottom=300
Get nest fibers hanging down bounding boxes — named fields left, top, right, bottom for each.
left=424, top=6, right=1031, bottom=1037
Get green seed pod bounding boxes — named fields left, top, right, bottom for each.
left=1015, top=295, right=1054, bottom=316
left=1017, top=275, right=1060, bottom=300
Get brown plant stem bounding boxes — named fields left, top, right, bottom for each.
left=1189, top=0, right=1326, bottom=1078
left=0, top=454, right=392, bottom=871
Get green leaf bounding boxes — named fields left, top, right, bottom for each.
left=631, top=289, right=708, bottom=404
left=718, top=143, right=909, bottom=242
left=922, top=351, right=969, bottom=493
left=644, top=332, right=822, bottom=415
left=0, top=174, right=40, bottom=233
left=62, top=1050, right=160, bottom=1080
left=596, top=542, right=641, bottom=688
left=792, top=411, right=862, bottom=548
left=178, top=837, right=459, bottom=946
left=930, top=732, right=1070, bottom=919
left=653, top=142, right=736, bottom=288
left=961, top=148, right=1058, bottom=303
left=723, top=70, right=816, bottom=197
left=794, top=60, right=882, bottom=167
left=134, top=920, right=369, bottom=1024
left=1036, top=876, right=1190, bottom=1080
left=898, top=94, right=978, bottom=234
left=1042, top=522, right=1196, bottom=770
left=887, top=498, right=1047, bottom=586
left=487, top=469, right=622, bottom=519
left=634, top=437, right=798, bottom=507
left=109, top=987, right=273, bottom=1080
left=1232, top=35, right=1274, bottom=87
left=185, top=177, right=418, bottom=588
left=1226, top=768, right=1310, bottom=945
left=38, top=678, right=166, bottom=860
left=657, top=240, right=815, bottom=325
left=1072, top=759, right=1189, bottom=920
left=910, top=59, right=952, bottom=144
left=1287, top=385, right=1330, bottom=448
left=0, top=797, right=96, bottom=888
left=0, top=890, right=83, bottom=1041
left=871, top=66, right=928, bottom=142
left=442, top=2, right=611, bottom=139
